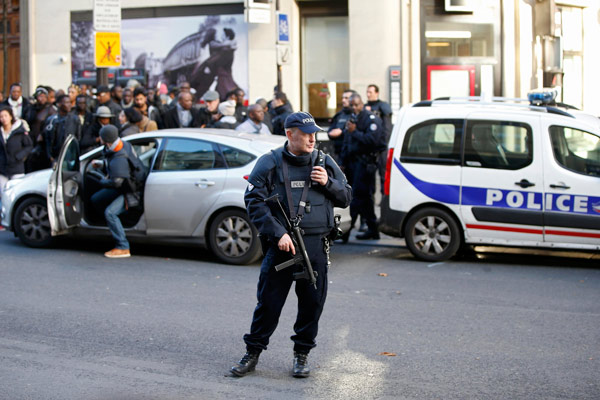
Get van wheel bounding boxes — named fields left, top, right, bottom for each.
left=13, top=197, right=53, bottom=248
left=404, top=207, right=461, bottom=262
left=208, top=209, right=261, bottom=265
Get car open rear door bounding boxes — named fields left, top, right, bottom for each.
left=47, top=135, right=83, bottom=236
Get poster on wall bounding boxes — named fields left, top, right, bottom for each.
left=71, top=14, right=248, bottom=101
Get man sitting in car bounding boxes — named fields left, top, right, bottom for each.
left=89, top=125, right=144, bottom=258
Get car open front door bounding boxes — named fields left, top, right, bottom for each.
left=47, top=135, right=83, bottom=236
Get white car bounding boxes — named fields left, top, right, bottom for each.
left=2, top=130, right=288, bottom=264
left=380, top=91, right=600, bottom=261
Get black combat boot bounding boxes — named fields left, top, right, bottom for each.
left=231, top=351, right=260, bottom=377
left=292, top=352, right=310, bottom=378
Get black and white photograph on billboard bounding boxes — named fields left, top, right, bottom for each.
left=71, top=14, right=248, bottom=101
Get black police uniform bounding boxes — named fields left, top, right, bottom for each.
left=341, top=109, right=384, bottom=236
left=327, top=107, right=352, bottom=162
left=243, top=144, right=351, bottom=355
left=366, top=99, right=393, bottom=194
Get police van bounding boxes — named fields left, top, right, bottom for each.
left=379, top=90, right=600, bottom=261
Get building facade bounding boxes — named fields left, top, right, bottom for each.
left=16, top=0, right=600, bottom=116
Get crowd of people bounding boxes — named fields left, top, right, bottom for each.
left=0, top=80, right=297, bottom=188
left=0, top=79, right=392, bottom=239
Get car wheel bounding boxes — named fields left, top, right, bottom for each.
left=13, top=197, right=53, bottom=248
left=404, top=207, right=461, bottom=262
left=208, top=209, right=261, bottom=265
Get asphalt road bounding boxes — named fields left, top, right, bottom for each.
left=1, top=229, right=599, bottom=400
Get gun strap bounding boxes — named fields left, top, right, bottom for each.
left=281, top=156, right=311, bottom=225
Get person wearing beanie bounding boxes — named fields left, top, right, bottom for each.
left=213, top=99, right=238, bottom=129
left=89, top=124, right=143, bottom=258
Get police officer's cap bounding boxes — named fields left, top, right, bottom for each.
left=284, top=111, right=323, bottom=134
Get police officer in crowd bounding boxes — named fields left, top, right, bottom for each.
left=327, top=89, right=356, bottom=162
left=365, top=84, right=393, bottom=195
left=231, top=111, right=351, bottom=378
left=341, top=94, right=385, bottom=241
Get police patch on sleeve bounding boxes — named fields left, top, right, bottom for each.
left=247, top=183, right=254, bottom=191
left=370, top=123, right=378, bottom=131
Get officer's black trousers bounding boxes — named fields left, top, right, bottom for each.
left=349, top=161, right=378, bottom=232
left=243, top=235, right=328, bottom=354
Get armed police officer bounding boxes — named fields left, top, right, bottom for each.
left=341, top=93, right=385, bottom=241
left=327, top=89, right=356, bottom=162
left=231, top=112, right=351, bottom=378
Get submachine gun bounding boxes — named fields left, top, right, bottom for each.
left=263, top=194, right=318, bottom=290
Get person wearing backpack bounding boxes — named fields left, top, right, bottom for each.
left=89, top=124, right=145, bottom=258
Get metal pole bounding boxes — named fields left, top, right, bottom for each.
left=97, top=67, right=108, bottom=87
left=3, top=0, right=8, bottom=96
left=275, top=0, right=282, bottom=91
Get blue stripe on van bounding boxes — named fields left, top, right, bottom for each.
left=394, top=158, right=460, bottom=204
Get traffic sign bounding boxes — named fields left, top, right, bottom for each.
left=277, top=13, right=289, bottom=43
left=95, top=32, right=121, bottom=67
left=93, top=0, right=121, bottom=32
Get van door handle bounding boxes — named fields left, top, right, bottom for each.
left=514, top=179, right=535, bottom=188
left=195, top=180, right=215, bottom=187
left=549, top=183, right=570, bottom=189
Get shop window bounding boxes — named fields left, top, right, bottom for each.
left=425, top=21, right=494, bottom=58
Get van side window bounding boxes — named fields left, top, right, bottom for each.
left=464, top=121, right=532, bottom=170
left=549, top=126, right=600, bottom=177
left=400, top=119, right=462, bottom=164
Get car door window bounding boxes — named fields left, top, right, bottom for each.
left=464, top=120, right=532, bottom=170
left=131, top=140, right=158, bottom=170
left=218, top=144, right=256, bottom=168
left=154, top=138, right=224, bottom=171
left=400, top=119, right=462, bottom=164
left=549, top=126, right=600, bottom=177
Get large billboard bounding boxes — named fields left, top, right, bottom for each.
left=71, top=14, right=248, bottom=101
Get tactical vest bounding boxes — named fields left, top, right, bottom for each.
left=269, top=147, right=333, bottom=235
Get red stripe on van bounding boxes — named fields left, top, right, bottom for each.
left=467, top=224, right=600, bottom=239
left=545, top=230, right=600, bottom=239
left=466, top=224, right=543, bottom=234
